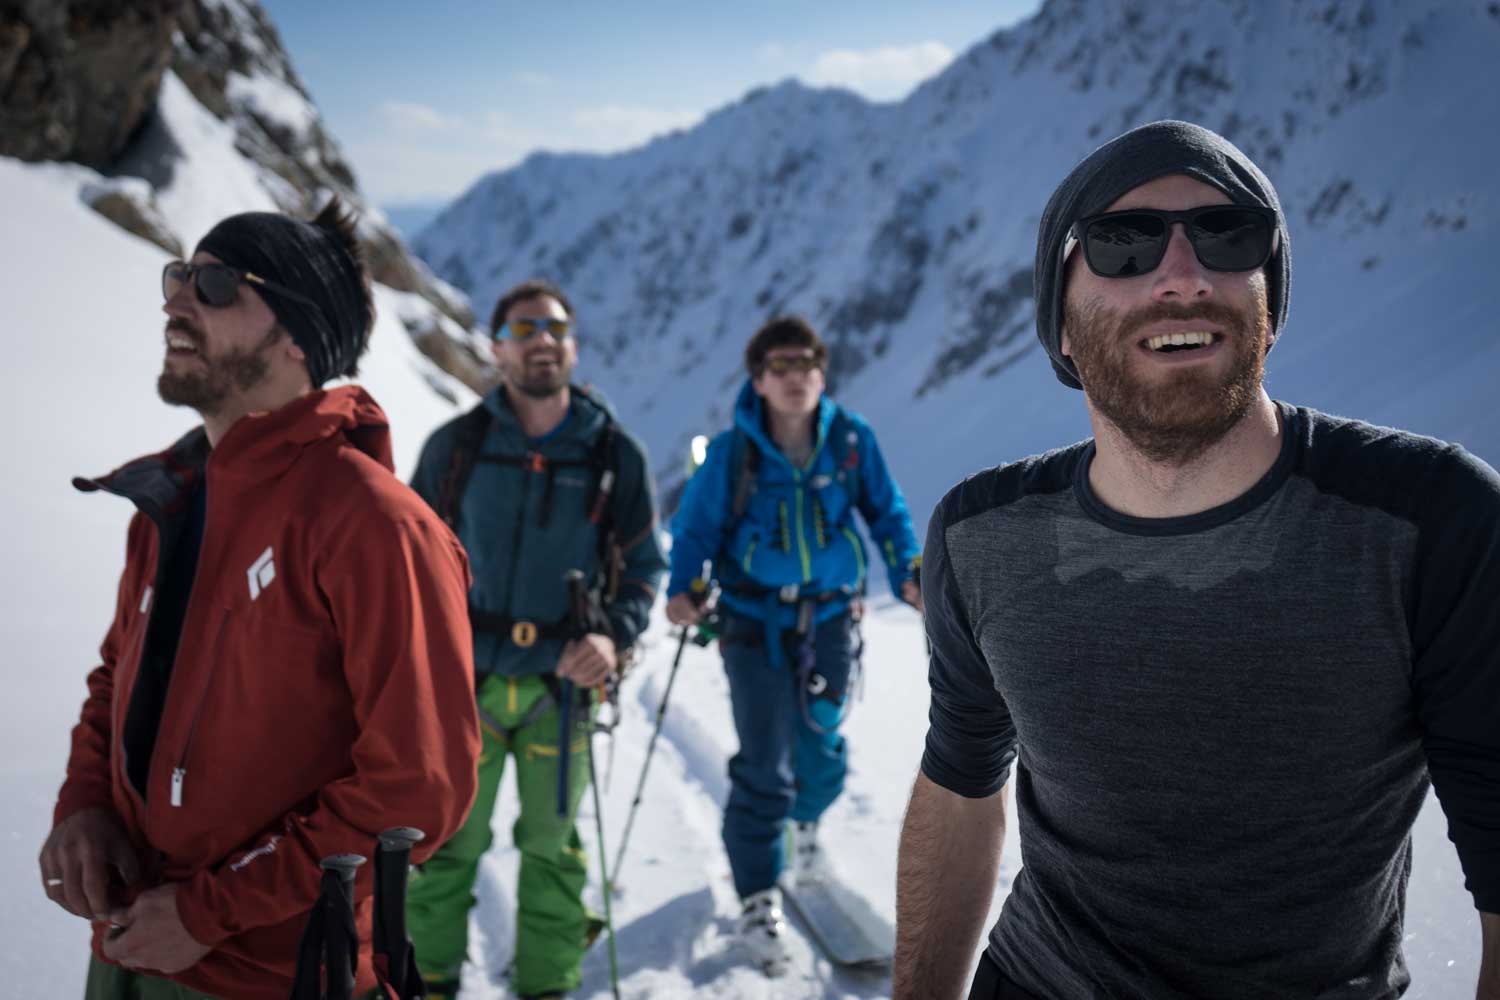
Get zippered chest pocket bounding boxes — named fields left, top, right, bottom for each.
left=162, top=610, right=341, bottom=818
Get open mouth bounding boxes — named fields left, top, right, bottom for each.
left=1142, top=331, right=1218, bottom=354
left=165, top=331, right=201, bottom=358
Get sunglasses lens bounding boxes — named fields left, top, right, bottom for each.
left=505, top=318, right=572, bottom=340
left=1084, top=213, right=1168, bottom=277
left=1190, top=208, right=1272, bottom=271
left=195, top=265, right=241, bottom=307
left=162, top=262, right=188, bottom=301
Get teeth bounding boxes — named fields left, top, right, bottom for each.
left=166, top=335, right=197, bottom=351
left=1147, top=331, right=1215, bottom=351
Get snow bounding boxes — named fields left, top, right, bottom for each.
left=2, top=0, right=1492, bottom=995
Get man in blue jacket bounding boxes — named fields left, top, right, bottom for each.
left=406, top=279, right=667, bottom=1000
left=666, top=315, right=921, bottom=974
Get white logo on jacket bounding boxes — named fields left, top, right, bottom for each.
left=247, top=546, right=276, bottom=601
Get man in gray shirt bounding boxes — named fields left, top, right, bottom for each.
left=893, top=121, right=1500, bottom=1000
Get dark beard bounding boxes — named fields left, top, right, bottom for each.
left=511, top=355, right=572, bottom=399
left=158, top=320, right=281, bottom=415
left=1064, top=290, right=1269, bottom=466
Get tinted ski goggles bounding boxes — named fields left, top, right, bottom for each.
left=1065, top=205, right=1276, bottom=278
left=758, top=353, right=823, bottom=376
left=162, top=260, right=318, bottom=309
left=495, top=317, right=574, bottom=341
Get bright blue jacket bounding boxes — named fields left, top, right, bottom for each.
left=669, top=380, right=919, bottom=629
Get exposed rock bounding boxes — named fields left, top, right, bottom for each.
left=80, top=176, right=183, bottom=255
left=0, top=1, right=182, bottom=166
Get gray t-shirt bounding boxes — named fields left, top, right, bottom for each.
left=921, top=402, right=1500, bottom=1000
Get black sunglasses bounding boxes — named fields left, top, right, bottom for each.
left=1066, top=205, right=1276, bottom=278
left=162, top=261, right=319, bottom=309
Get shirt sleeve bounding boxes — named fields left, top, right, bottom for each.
left=1411, top=445, right=1500, bottom=913
left=919, top=488, right=1017, bottom=798
left=667, top=431, right=734, bottom=597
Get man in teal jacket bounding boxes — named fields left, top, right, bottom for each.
left=406, top=279, right=667, bottom=1000
left=666, top=315, right=920, bottom=974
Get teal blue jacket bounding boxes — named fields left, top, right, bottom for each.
left=411, top=387, right=667, bottom=677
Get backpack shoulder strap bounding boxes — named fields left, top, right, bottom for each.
left=436, top=402, right=492, bottom=529
left=829, top=409, right=862, bottom=511
left=730, top=428, right=759, bottom=522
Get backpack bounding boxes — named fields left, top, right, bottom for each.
left=436, top=384, right=624, bottom=600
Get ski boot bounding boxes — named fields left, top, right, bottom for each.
left=737, top=886, right=791, bottom=977
left=788, top=820, right=830, bottom=885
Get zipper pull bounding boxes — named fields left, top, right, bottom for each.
left=170, top=767, right=185, bottom=808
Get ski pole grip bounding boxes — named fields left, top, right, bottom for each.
left=321, top=852, right=365, bottom=883
left=377, top=827, right=425, bottom=853
left=320, top=853, right=365, bottom=1000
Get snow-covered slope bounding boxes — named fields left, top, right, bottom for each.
left=415, top=0, right=1500, bottom=528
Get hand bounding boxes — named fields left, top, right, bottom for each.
left=665, top=592, right=703, bottom=626
left=900, top=578, right=924, bottom=614
left=103, top=884, right=210, bottom=974
left=557, top=633, right=617, bottom=688
left=39, top=806, right=141, bottom=920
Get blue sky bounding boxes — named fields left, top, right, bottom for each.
left=261, top=1, right=1042, bottom=208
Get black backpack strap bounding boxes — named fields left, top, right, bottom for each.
left=436, top=402, right=492, bottom=530
left=730, top=428, right=759, bottom=521
left=572, top=384, right=625, bottom=601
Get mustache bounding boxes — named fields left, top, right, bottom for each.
left=165, top=316, right=204, bottom=346
left=1117, top=300, right=1246, bottom=341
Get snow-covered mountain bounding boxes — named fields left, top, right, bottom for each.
left=2, top=1, right=1491, bottom=995
left=415, top=0, right=1500, bottom=525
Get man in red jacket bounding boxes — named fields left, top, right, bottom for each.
left=38, top=199, right=481, bottom=1000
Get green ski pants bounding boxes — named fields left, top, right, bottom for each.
left=407, top=673, right=595, bottom=997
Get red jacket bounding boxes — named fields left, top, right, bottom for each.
left=56, top=387, right=480, bottom=999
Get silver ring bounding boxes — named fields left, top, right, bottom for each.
left=45, top=877, right=63, bottom=887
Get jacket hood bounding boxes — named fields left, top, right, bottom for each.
left=732, top=379, right=836, bottom=467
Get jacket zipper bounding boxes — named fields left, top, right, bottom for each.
left=842, top=527, right=867, bottom=584
left=170, top=614, right=229, bottom=808
left=794, top=486, right=812, bottom=582
left=501, top=459, right=532, bottom=623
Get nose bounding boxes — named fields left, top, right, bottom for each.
left=162, top=279, right=197, bottom=318
left=1150, top=222, right=1213, bottom=303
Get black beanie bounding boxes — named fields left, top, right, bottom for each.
left=1033, top=120, right=1292, bottom=389
left=195, top=205, right=369, bottom=388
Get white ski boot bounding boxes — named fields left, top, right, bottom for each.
left=737, top=887, right=791, bottom=977
left=788, top=820, right=830, bottom=885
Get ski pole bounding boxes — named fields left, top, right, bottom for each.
left=587, top=719, right=622, bottom=999
left=558, top=569, right=591, bottom=817
left=373, top=827, right=425, bottom=999
left=290, top=852, right=365, bottom=1000
left=564, top=568, right=622, bottom=999
left=611, top=573, right=719, bottom=887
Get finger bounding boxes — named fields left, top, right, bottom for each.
left=80, top=854, right=114, bottom=920
left=108, top=838, right=142, bottom=886
left=60, top=850, right=92, bottom=918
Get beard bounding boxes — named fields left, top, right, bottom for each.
left=1064, top=285, right=1270, bottom=466
left=158, top=318, right=280, bottom=415
left=508, top=348, right=572, bottom=399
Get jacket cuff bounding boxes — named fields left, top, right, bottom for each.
left=175, top=870, right=236, bottom=947
left=53, top=783, right=116, bottom=829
